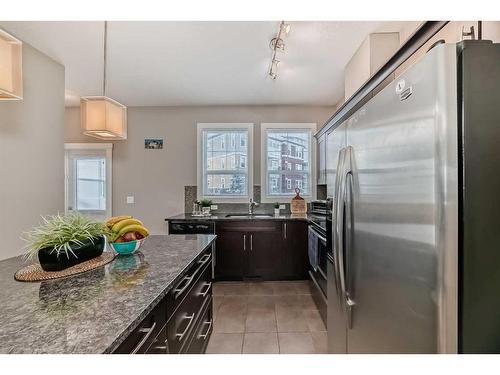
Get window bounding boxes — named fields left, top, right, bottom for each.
left=261, top=123, right=316, bottom=202
left=198, top=123, right=253, bottom=202
left=64, top=143, right=112, bottom=220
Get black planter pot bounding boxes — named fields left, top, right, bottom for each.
left=38, top=235, right=106, bottom=272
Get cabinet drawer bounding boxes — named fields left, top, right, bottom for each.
left=113, top=300, right=166, bottom=354
left=185, top=299, right=213, bottom=354
left=145, top=324, right=168, bottom=354
left=166, top=262, right=212, bottom=354
left=166, top=248, right=212, bottom=317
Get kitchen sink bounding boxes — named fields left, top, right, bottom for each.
left=225, top=214, right=274, bottom=218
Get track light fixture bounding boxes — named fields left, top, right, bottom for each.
left=268, top=21, right=291, bottom=80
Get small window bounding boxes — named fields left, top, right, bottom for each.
left=261, top=123, right=316, bottom=202
left=65, top=143, right=112, bottom=220
left=198, top=123, right=253, bottom=202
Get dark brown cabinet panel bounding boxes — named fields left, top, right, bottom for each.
left=214, top=222, right=246, bottom=280
left=283, top=221, right=309, bottom=279
left=214, top=220, right=307, bottom=281
left=245, top=222, right=284, bottom=280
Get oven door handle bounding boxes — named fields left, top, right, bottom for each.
left=309, top=224, right=327, bottom=243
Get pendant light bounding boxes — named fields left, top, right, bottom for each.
left=0, top=28, right=23, bottom=100
left=81, top=21, right=127, bottom=140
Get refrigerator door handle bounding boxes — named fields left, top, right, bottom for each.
left=345, top=168, right=356, bottom=329
left=333, top=148, right=347, bottom=303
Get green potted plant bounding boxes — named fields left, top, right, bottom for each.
left=23, top=213, right=109, bottom=272
left=273, top=202, right=281, bottom=217
left=200, top=199, right=213, bottom=216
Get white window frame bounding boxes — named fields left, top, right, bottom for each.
left=64, top=143, right=113, bottom=219
left=197, top=123, right=254, bottom=203
left=260, top=123, right=317, bottom=203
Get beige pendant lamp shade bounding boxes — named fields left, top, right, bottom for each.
left=0, top=29, right=23, bottom=100
left=81, top=96, right=127, bottom=139
left=81, top=21, right=127, bottom=140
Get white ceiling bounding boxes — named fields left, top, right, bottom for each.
left=0, top=21, right=407, bottom=107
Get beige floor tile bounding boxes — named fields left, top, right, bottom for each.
left=271, top=281, right=298, bottom=295
left=278, top=332, right=316, bottom=354
left=213, top=310, right=246, bottom=333
left=212, top=283, right=225, bottom=296
left=218, top=295, right=248, bottom=314
left=247, top=295, right=275, bottom=312
left=276, top=308, right=309, bottom=332
left=292, top=280, right=312, bottom=295
left=248, top=282, right=275, bottom=296
left=311, top=331, right=328, bottom=354
left=213, top=296, right=224, bottom=311
left=206, top=333, right=244, bottom=354
left=303, top=309, right=326, bottom=332
left=217, top=282, right=249, bottom=296
left=243, top=333, right=279, bottom=354
left=297, top=294, right=317, bottom=309
left=274, top=295, right=303, bottom=309
left=245, top=308, right=277, bottom=332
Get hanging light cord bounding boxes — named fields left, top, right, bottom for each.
left=103, top=20, right=107, bottom=97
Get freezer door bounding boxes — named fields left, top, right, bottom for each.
left=344, top=44, right=458, bottom=353
left=326, top=123, right=347, bottom=353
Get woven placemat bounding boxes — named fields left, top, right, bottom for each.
left=14, top=252, right=116, bottom=282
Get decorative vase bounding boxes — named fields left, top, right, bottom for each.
left=202, top=207, right=211, bottom=216
left=37, top=235, right=106, bottom=272
left=274, top=208, right=280, bottom=217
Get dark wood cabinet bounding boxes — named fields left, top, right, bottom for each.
left=245, top=222, right=284, bottom=280
left=113, top=244, right=213, bottom=354
left=214, top=224, right=246, bottom=280
left=283, top=221, right=309, bottom=279
left=215, top=220, right=307, bottom=281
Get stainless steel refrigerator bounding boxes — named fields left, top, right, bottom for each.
left=326, top=40, right=500, bottom=354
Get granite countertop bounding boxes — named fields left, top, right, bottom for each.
left=0, top=234, right=216, bottom=354
left=166, top=212, right=314, bottom=221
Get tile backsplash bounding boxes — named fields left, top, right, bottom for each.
left=184, top=185, right=297, bottom=214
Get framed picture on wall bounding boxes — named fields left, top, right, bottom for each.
left=144, top=138, right=163, bottom=149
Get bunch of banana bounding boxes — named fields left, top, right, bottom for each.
left=106, top=216, right=150, bottom=242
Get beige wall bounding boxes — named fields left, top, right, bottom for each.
left=0, top=43, right=65, bottom=260
left=65, top=105, right=334, bottom=234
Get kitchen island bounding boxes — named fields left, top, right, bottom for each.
left=0, top=234, right=216, bottom=354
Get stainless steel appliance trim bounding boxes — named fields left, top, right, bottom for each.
left=316, top=21, right=449, bottom=139
left=250, top=234, right=253, bottom=251
left=243, top=234, right=246, bottom=251
left=309, top=270, right=328, bottom=304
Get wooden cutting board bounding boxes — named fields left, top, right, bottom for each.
left=290, top=188, right=307, bottom=214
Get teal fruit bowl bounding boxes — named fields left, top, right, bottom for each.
left=110, top=238, right=146, bottom=255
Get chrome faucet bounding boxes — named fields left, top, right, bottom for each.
left=248, top=198, right=259, bottom=215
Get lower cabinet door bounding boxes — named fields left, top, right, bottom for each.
left=246, top=225, right=284, bottom=280
left=186, top=299, right=213, bottom=354
left=215, top=228, right=245, bottom=280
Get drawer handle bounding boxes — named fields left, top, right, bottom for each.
left=198, top=320, right=213, bottom=340
left=197, top=282, right=212, bottom=298
left=198, top=254, right=211, bottom=265
left=176, top=313, right=195, bottom=342
left=131, top=321, right=157, bottom=354
left=173, top=275, right=194, bottom=299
